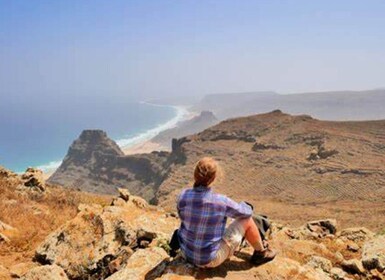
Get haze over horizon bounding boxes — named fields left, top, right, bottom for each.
left=1, top=0, right=385, bottom=103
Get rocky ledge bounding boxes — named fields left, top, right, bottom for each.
left=8, top=190, right=384, bottom=280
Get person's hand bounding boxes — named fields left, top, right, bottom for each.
left=244, top=201, right=254, bottom=210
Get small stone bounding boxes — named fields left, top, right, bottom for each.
left=330, top=267, right=347, bottom=280
left=0, top=232, right=10, bottom=243
left=307, top=256, right=333, bottom=273
left=0, top=220, right=15, bottom=231
left=335, top=252, right=345, bottom=263
left=117, top=188, right=130, bottom=201
left=347, top=243, right=360, bottom=252
left=335, top=238, right=346, bottom=247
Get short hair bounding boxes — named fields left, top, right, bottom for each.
left=194, top=157, right=218, bottom=187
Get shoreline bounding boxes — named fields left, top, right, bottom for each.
left=40, top=102, right=196, bottom=179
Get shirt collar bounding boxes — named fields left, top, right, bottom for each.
left=193, top=186, right=212, bottom=192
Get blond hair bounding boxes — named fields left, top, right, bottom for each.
left=194, top=157, right=218, bottom=187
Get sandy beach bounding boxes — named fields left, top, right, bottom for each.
left=122, top=140, right=170, bottom=155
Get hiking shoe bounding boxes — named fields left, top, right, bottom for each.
left=250, top=248, right=277, bottom=265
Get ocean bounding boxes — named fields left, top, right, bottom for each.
left=0, top=97, right=188, bottom=173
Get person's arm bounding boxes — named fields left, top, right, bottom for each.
left=224, top=196, right=253, bottom=219
left=176, top=190, right=186, bottom=217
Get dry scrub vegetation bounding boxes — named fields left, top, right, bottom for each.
left=0, top=178, right=111, bottom=267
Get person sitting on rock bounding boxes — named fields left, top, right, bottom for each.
left=176, top=157, right=276, bottom=268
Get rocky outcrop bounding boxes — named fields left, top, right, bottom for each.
left=29, top=191, right=385, bottom=280
left=307, top=143, right=339, bottom=161
left=252, top=142, right=284, bottom=151
left=19, top=168, right=46, bottom=192
left=48, top=130, right=173, bottom=202
left=34, top=193, right=178, bottom=279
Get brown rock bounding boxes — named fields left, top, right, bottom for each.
left=338, top=227, right=374, bottom=242
left=347, top=242, right=360, bottom=252
left=307, top=255, right=333, bottom=273
left=307, top=219, right=337, bottom=235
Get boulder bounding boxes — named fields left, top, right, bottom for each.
left=341, top=259, right=366, bottom=275
left=362, top=235, right=385, bottom=271
left=106, top=247, right=169, bottom=280
left=116, top=188, right=148, bottom=209
left=338, top=227, right=374, bottom=242
left=20, top=265, right=68, bottom=280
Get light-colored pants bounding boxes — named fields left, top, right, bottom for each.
left=199, top=219, right=246, bottom=268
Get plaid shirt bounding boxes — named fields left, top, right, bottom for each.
left=177, top=186, right=252, bottom=266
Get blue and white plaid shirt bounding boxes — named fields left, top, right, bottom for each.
left=177, top=186, right=253, bottom=266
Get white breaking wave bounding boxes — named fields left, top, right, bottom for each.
left=35, top=102, right=189, bottom=174
left=36, top=160, right=63, bottom=174
left=116, top=103, right=190, bottom=148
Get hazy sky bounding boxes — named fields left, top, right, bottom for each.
left=1, top=0, right=385, bottom=101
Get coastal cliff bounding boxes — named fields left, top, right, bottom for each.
left=48, top=130, right=172, bottom=202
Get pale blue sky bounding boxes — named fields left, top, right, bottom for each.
left=1, top=0, right=385, bottom=101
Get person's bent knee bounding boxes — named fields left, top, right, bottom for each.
left=236, top=216, right=254, bottom=230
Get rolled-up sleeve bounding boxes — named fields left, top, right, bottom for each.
left=224, top=196, right=253, bottom=219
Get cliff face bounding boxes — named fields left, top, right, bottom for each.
left=48, top=130, right=172, bottom=202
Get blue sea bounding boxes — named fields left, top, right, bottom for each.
left=0, top=97, right=188, bottom=173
